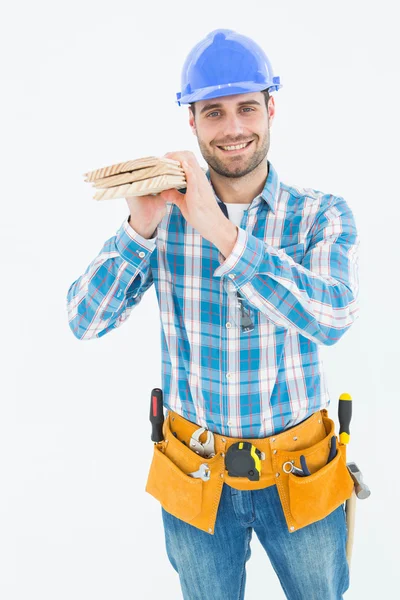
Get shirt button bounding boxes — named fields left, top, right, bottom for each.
left=226, top=373, right=232, bottom=379
left=138, top=251, right=145, bottom=258
left=228, top=273, right=235, bottom=279
left=227, top=420, right=233, bottom=426
left=226, top=322, right=232, bottom=328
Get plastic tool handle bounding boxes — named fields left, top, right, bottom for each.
left=150, top=388, right=164, bottom=442
left=338, top=392, right=352, bottom=445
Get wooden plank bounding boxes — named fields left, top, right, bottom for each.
left=92, top=164, right=185, bottom=188
left=83, top=156, right=181, bottom=182
left=93, top=174, right=186, bottom=201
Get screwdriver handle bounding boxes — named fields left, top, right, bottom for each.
left=150, top=388, right=164, bottom=443
left=338, top=392, right=352, bottom=445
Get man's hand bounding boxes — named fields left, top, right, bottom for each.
left=159, top=151, right=227, bottom=243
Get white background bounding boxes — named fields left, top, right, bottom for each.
left=1, top=0, right=399, bottom=598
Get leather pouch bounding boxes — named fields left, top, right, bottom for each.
left=145, top=442, right=203, bottom=522
left=272, top=412, right=354, bottom=532
left=145, top=416, right=225, bottom=534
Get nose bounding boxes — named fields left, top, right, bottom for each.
left=221, top=113, right=246, bottom=139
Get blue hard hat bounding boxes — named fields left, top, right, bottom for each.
left=176, top=29, right=282, bottom=106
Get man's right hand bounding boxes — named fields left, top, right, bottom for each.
left=125, top=193, right=170, bottom=239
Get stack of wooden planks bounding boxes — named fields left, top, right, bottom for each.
left=83, top=156, right=186, bottom=201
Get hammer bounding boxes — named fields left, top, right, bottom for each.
left=346, top=462, right=371, bottom=499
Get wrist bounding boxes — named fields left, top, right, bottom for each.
left=127, top=215, right=156, bottom=239
left=210, top=218, right=238, bottom=259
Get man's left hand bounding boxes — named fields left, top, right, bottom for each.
left=159, top=151, right=226, bottom=243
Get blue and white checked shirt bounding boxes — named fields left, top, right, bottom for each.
left=67, top=160, right=360, bottom=438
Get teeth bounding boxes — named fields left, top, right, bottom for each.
left=220, top=142, right=250, bottom=151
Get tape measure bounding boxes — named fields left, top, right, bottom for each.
left=225, top=441, right=262, bottom=481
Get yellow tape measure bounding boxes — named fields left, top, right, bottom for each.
left=225, top=441, right=262, bottom=481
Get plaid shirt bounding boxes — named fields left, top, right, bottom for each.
left=67, top=160, right=360, bottom=438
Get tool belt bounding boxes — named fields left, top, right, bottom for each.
left=145, top=408, right=354, bottom=535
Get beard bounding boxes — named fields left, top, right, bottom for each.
left=197, top=128, right=270, bottom=179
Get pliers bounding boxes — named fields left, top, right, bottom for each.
left=284, top=435, right=338, bottom=477
left=189, top=427, right=216, bottom=458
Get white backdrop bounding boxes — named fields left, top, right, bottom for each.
left=2, top=1, right=399, bottom=598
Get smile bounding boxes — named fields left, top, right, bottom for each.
left=217, top=140, right=254, bottom=154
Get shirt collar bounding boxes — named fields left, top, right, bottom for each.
left=204, top=159, right=279, bottom=214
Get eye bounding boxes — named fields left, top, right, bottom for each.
left=206, top=107, right=255, bottom=118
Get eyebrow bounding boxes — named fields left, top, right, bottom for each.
left=199, top=99, right=262, bottom=115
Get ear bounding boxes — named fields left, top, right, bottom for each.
left=188, top=107, right=197, bottom=136
left=268, top=95, right=276, bottom=126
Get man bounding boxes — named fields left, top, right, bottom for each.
left=67, top=29, right=359, bottom=599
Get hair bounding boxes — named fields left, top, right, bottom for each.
left=189, top=88, right=270, bottom=118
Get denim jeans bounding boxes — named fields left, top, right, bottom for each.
left=161, top=482, right=350, bottom=599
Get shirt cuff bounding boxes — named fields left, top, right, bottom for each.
left=213, top=227, right=264, bottom=287
left=115, top=217, right=157, bottom=266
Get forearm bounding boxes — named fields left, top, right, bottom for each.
left=212, top=222, right=360, bottom=346
left=67, top=218, right=156, bottom=340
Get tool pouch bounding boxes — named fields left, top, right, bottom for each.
left=145, top=415, right=225, bottom=535
left=272, top=410, right=354, bottom=532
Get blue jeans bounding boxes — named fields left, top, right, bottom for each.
left=161, top=482, right=350, bottom=599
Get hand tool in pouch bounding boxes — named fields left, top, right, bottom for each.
left=339, top=392, right=356, bottom=569
left=339, top=392, right=371, bottom=571
left=189, top=427, right=215, bottom=458
left=225, top=441, right=265, bottom=481
left=346, top=463, right=370, bottom=499
left=339, top=392, right=352, bottom=445
left=288, top=436, right=337, bottom=477
left=149, top=388, right=164, bottom=442
left=188, top=463, right=211, bottom=481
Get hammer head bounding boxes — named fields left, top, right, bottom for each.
left=347, top=461, right=371, bottom=499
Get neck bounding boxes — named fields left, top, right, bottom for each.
left=208, top=159, right=269, bottom=204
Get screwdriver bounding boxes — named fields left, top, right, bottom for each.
left=338, top=392, right=357, bottom=570
left=149, top=387, right=164, bottom=442
left=338, top=392, right=352, bottom=444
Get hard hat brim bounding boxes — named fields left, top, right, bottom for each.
left=176, top=81, right=282, bottom=105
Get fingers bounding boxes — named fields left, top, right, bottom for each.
left=160, top=188, right=182, bottom=207
left=182, top=160, right=199, bottom=189
left=164, top=151, right=197, bottom=168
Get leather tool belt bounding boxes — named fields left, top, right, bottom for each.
left=145, top=408, right=354, bottom=535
